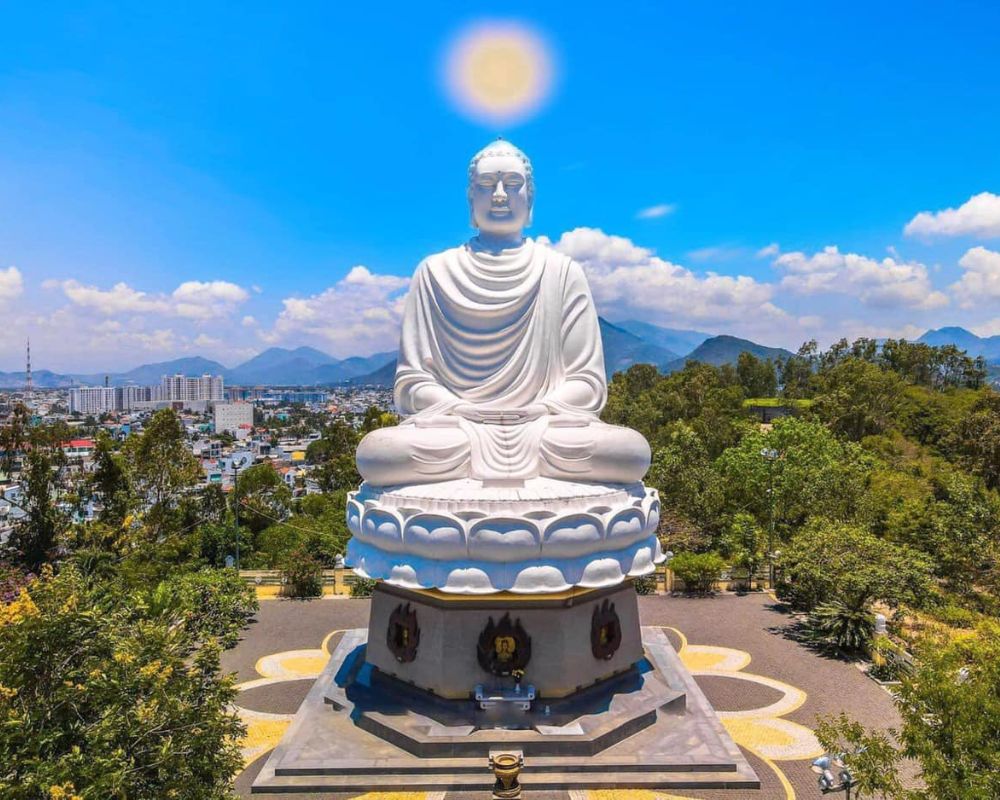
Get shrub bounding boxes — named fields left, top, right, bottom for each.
left=145, top=568, right=258, bottom=648
left=633, top=574, right=657, bottom=595
left=350, top=577, right=377, bottom=598
left=869, top=634, right=910, bottom=682
left=670, top=552, right=725, bottom=594
left=806, top=600, right=874, bottom=653
left=929, top=603, right=981, bottom=629
left=0, top=565, right=244, bottom=798
left=280, top=547, right=323, bottom=598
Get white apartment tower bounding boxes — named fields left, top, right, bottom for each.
left=160, top=373, right=224, bottom=403
left=68, top=387, right=117, bottom=415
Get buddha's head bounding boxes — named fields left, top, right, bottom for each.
left=468, top=138, right=534, bottom=237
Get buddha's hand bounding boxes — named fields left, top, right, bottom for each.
left=451, top=403, right=486, bottom=423
left=450, top=403, right=549, bottom=425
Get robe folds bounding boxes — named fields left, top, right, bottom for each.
left=393, top=238, right=608, bottom=481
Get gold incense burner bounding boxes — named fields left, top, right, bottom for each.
left=489, top=751, right=523, bottom=799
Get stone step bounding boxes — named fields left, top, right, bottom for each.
left=253, top=768, right=760, bottom=793
left=275, top=754, right=740, bottom=775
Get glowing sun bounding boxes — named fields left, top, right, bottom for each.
left=443, top=21, right=555, bottom=124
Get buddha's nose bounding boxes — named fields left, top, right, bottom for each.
left=493, top=181, right=507, bottom=202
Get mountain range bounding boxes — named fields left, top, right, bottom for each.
left=2, top=323, right=996, bottom=389
left=917, top=327, right=1000, bottom=361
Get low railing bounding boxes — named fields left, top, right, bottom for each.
left=239, top=564, right=775, bottom=597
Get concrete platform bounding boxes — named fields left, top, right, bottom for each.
left=251, top=627, right=759, bottom=792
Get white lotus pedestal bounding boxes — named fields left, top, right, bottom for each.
left=345, top=477, right=665, bottom=595
left=251, top=477, right=759, bottom=793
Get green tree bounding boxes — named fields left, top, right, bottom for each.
left=123, top=409, right=200, bottom=535
left=88, top=433, right=134, bottom=527
left=646, top=422, right=724, bottom=537
left=812, top=623, right=1000, bottom=799
left=813, top=713, right=904, bottom=799
left=720, top=512, right=767, bottom=588
left=778, top=340, right=817, bottom=399
left=3, top=450, right=67, bottom=572
left=950, top=390, right=1000, bottom=490
left=0, top=565, right=247, bottom=799
left=812, top=358, right=906, bottom=441
left=361, top=405, right=398, bottom=433
left=736, top=351, right=777, bottom=398
left=715, top=417, right=872, bottom=538
left=895, top=622, right=1000, bottom=798
left=314, top=452, right=362, bottom=492
left=234, top=463, right=291, bottom=535
left=779, top=519, right=932, bottom=614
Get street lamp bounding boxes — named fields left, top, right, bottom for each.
left=811, top=753, right=856, bottom=797
left=231, top=455, right=249, bottom=572
left=761, top=448, right=779, bottom=588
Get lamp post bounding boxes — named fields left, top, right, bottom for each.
left=232, top=459, right=241, bottom=572
left=811, top=753, right=857, bottom=797
left=761, top=448, right=779, bottom=588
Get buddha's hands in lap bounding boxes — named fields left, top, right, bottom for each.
left=448, top=403, right=589, bottom=427
left=449, top=402, right=547, bottom=425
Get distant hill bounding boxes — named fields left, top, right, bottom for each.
left=599, top=318, right=679, bottom=377
left=666, top=335, right=793, bottom=372
left=311, top=351, right=396, bottom=384
left=229, top=346, right=334, bottom=384
left=0, top=326, right=803, bottom=391
left=0, top=369, right=78, bottom=389
left=612, top=320, right=712, bottom=357
left=917, top=327, right=1000, bottom=362
left=346, top=358, right=398, bottom=387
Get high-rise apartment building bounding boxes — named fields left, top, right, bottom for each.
left=68, top=387, right=117, bottom=415
left=160, top=374, right=224, bottom=403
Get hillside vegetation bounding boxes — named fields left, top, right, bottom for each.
left=604, top=337, right=999, bottom=797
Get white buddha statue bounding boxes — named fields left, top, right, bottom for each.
left=356, top=139, right=650, bottom=487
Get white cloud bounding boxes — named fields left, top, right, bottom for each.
left=545, top=227, right=783, bottom=325
left=951, top=246, right=1000, bottom=308
left=241, top=315, right=258, bottom=327
left=756, top=243, right=780, bottom=259
left=46, top=278, right=249, bottom=319
left=0, top=266, right=24, bottom=304
left=904, top=192, right=1000, bottom=239
left=971, top=318, right=1000, bottom=338
left=263, top=265, right=409, bottom=356
left=636, top=203, right=676, bottom=220
left=828, top=319, right=926, bottom=344
left=773, top=246, right=948, bottom=310
left=49, top=280, right=171, bottom=315
left=686, top=244, right=749, bottom=263
left=171, top=280, right=250, bottom=319
left=193, top=333, right=222, bottom=348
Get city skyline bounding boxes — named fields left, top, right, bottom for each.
left=2, top=3, right=1000, bottom=371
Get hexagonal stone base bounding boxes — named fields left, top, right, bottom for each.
left=366, top=582, right=643, bottom=698
left=251, top=627, right=759, bottom=793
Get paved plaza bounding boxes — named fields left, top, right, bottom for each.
left=224, top=591, right=904, bottom=800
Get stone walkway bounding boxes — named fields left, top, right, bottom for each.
left=223, top=592, right=904, bottom=800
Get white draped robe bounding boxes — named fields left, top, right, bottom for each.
left=357, top=238, right=650, bottom=485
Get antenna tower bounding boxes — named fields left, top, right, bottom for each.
left=25, top=338, right=32, bottom=394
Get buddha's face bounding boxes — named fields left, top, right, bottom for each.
left=469, top=153, right=532, bottom=237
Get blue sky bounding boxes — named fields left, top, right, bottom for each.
left=2, top=1, right=1000, bottom=371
